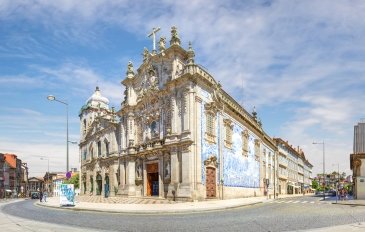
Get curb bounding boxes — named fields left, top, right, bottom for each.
left=35, top=200, right=266, bottom=215
left=331, top=202, right=365, bottom=207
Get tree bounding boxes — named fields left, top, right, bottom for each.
left=63, top=173, right=79, bottom=189
left=312, top=179, right=319, bottom=190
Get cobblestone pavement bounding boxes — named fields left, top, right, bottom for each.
left=76, top=195, right=179, bottom=204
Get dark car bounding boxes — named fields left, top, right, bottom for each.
left=31, top=191, right=39, bottom=199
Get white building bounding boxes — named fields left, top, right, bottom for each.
left=351, top=120, right=365, bottom=199
left=274, top=138, right=313, bottom=195
left=79, top=27, right=278, bottom=201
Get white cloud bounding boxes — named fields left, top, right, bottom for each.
left=0, top=140, right=79, bottom=177
left=1, top=0, right=365, bottom=176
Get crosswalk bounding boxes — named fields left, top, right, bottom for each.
left=267, top=199, right=332, bottom=205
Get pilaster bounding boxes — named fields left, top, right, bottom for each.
left=167, top=148, right=179, bottom=198
left=125, top=158, right=136, bottom=196
left=177, top=146, right=193, bottom=198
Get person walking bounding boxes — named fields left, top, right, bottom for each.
left=39, top=191, right=43, bottom=202
left=43, top=191, right=47, bottom=202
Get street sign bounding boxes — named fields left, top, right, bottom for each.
left=66, top=171, right=72, bottom=179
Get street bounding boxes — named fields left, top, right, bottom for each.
left=1, top=196, right=365, bottom=232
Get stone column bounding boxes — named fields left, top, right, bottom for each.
left=125, top=158, right=136, bottom=196
left=195, top=96, right=203, bottom=198
left=118, top=160, right=126, bottom=194
left=159, top=156, right=164, bottom=198
left=167, top=148, right=179, bottom=198
left=177, top=146, right=193, bottom=198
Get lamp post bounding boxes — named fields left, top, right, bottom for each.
left=47, top=95, right=69, bottom=173
left=40, top=157, right=49, bottom=193
left=313, top=141, right=325, bottom=201
left=332, top=163, right=339, bottom=203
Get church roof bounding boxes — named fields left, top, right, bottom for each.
left=80, top=86, right=110, bottom=113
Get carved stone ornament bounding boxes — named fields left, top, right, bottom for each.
left=204, top=155, right=218, bottom=168
left=126, top=61, right=134, bottom=76
left=354, top=159, right=362, bottom=168
left=164, top=159, right=171, bottom=179
left=159, top=37, right=166, bottom=51
left=170, top=26, right=181, bottom=46
left=143, top=47, right=149, bottom=62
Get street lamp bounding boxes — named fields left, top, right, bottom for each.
left=40, top=157, right=49, bottom=193
left=332, top=163, right=340, bottom=204
left=313, top=141, right=325, bottom=201
left=47, top=95, right=69, bottom=173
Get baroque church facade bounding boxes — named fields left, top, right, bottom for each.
left=79, top=27, right=277, bottom=201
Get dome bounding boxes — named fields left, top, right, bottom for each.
left=85, top=86, right=110, bottom=109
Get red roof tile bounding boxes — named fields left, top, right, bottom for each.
left=4, top=154, right=17, bottom=169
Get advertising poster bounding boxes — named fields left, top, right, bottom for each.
left=60, top=184, right=75, bottom=206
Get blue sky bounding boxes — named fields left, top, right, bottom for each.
left=1, top=0, right=364, bottom=177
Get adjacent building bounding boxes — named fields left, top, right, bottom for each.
left=350, top=119, right=365, bottom=199
left=79, top=27, right=278, bottom=201
left=274, top=138, right=313, bottom=195
left=27, top=177, right=44, bottom=194
left=0, top=153, right=4, bottom=198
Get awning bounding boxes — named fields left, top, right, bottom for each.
left=5, top=189, right=12, bottom=192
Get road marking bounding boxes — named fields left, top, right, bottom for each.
left=293, top=201, right=300, bottom=203
left=310, top=201, right=315, bottom=203
left=285, top=200, right=293, bottom=203
left=301, top=201, right=308, bottom=203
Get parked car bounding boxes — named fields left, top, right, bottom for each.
left=31, top=191, right=39, bottom=199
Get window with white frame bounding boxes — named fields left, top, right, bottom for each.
left=242, top=129, right=249, bottom=157
left=224, top=119, right=233, bottom=148
left=205, top=112, right=216, bottom=143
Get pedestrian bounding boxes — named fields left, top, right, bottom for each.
left=340, top=188, right=345, bottom=201
left=39, top=191, right=43, bottom=202
left=43, top=191, right=47, bottom=202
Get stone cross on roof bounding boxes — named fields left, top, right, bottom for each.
left=147, top=27, right=161, bottom=54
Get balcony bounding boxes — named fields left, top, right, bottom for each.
left=278, top=158, right=288, bottom=167
left=278, top=172, right=288, bottom=180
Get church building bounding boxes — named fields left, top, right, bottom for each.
left=79, top=27, right=277, bottom=201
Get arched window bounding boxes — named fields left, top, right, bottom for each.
left=104, top=139, right=109, bottom=156
left=151, top=121, right=158, bottom=137
left=83, top=119, right=87, bottom=134
left=98, top=141, right=102, bottom=157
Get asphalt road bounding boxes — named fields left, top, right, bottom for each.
left=2, top=196, right=365, bottom=232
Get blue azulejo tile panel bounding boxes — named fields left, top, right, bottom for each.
left=201, top=102, right=219, bottom=185
left=223, top=123, right=260, bottom=188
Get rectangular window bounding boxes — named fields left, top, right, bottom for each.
left=206, top=113, right=214, bottom=135
left=224, top=121, right=233, bottom=149
left=105, top=142, right=109, bottom=156
left=205, top=112, right=216, bottom=143
left=98, top=141, right=101, bottom=157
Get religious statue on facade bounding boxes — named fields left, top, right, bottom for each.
left=165, top=160, right=170, bottom=178
left=126, top=61, right=134, bottom=75
left=170, top=26, right=181, bottom=46
left=136, top=164, right=142, bottom=178
left=143, top=47, right=149, bottom=62
left=148, top=66, right=158, bottom=89
left=159, top=37, right=166, bottom=51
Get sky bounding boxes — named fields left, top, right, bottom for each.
left=1, top=0, right=364, bottom=177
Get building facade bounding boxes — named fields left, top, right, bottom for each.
left=28, top=177, right=44, bottom=194
left=274, top=138, right=313, bottom=195
left=350, top=120, right=365, bottom=199
left=79, top=27, right=278, bottom=201
left=0, top=153, right=4, bottom=198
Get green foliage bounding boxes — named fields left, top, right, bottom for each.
left=63, top=173, right=79, bottom=189
left=312, top=180, right=319, bottom=190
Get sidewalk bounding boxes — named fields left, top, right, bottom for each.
left=2, top=198, right=365, bottom=232
left=324, top=195, right=365, bottom=206
left=36, top=196, right=271, bottom=214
